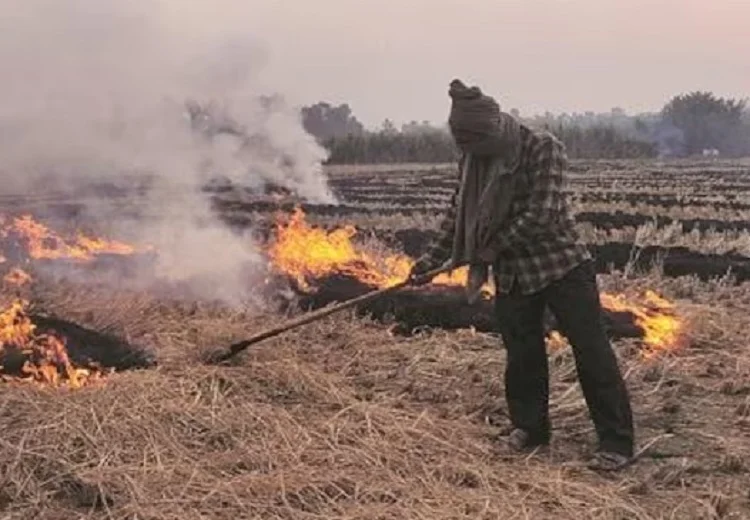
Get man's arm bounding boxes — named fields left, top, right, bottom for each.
left=483, top=137, right=567, bottom=254
left=411, top=157, right=463, bottom=274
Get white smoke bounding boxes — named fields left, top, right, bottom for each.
left=0, top=0, right=335, bottom=305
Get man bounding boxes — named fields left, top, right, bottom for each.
left=409, top=79, right=634, bottom=471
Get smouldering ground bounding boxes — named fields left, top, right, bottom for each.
left=3, top=158, right=750, bottom=518
left=1, top=269, right=749, bottom=519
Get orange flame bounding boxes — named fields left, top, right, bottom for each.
left=599, top=290, right=684, bottom=357
left=0, top=214, right=140, bottom=388
left=1, top=215, right=137, bottom=262
left=267, top=207, right=476, bottom=290
left=3, top=267, right=32, bottom=287
left=268, top=208, right=684, bottom=355
left=0, top=298, right=104, bottom=388
left=546, top=292, right=685, bottom=356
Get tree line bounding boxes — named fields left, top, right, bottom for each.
left=301, top=92, right=750, bottom=164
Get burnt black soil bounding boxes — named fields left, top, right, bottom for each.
left=291, top=274, right=642, bottom=339
left=212, top=199, right=446, bottom=218
left=339, top=193, right=452, bottom=205
left=340, top=191, right=750, bottom=211
left=33, top=315, right=155, bottom=370
left=590, top=242, right=750, bottom=281
left=573, top=192, right=750, bottom=210
left=575, top=211, right=750, bottom=233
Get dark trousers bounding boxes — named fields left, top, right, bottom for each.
left=495, top=260, right=634, bottom=456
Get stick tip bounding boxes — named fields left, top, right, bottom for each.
left=201, top=348, right=231, bottom=365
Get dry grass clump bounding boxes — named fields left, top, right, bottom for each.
left=1, top=273, right=749, bottom=519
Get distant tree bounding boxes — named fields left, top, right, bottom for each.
left=401, top=120, right=439, bottom=135
left=380, top=119, right=398, bottom=135
left=741, top=111, right=750, bottom=156
left=552, top=123, right=656, bottom=159
left=301, top=102, right=364, bottom=142
left=312, top=96, right=749, bottom=163
left=633, top=117, right=648, bottom=134
left=661, top=91, right=747, bottom=156
left=323, top=127, right=457, bottom=164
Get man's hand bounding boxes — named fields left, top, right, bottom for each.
left=408, top=261, right=434, bottom=286
left=409, top=272, right=432, bottom=286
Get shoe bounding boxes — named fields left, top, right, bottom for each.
left=587, top=451, right=631, bottom=472
left=507, top=428, right=549, bottom=452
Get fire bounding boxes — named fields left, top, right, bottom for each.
left=599, top=290, right=684, bottom=357
left=0, top=215, right=141, bottom=388
left=268, top=208, right=685, bottom=355
left=267, top=207, right=476, bottom=290
left=3, top=267, right=32, bottom=287
left=544, top=292, right=684, bottom=356
left=0, top=298, right=104, bottom=388
left=0, top=214, right=137, bottom=262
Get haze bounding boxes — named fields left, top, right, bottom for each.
left=245, top=0, right=749, bottom=127
left=0, top=0, right=334, bottom=306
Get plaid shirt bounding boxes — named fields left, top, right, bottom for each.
left=414, top=125, right=590, bottom=295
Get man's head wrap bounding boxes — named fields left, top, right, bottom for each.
left=447, top=79, right=522, bottom=162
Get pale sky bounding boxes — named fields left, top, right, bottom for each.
left=242, top=0, right=749, bottom=127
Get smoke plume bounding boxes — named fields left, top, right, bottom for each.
left=0, top=0, right=335, bottom=305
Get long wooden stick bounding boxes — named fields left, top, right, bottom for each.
left=210, top=266, right=453, bottom=364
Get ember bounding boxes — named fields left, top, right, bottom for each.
left=268, top=208, right=685, bottom=354
left=0, top=298, right=106, bottom=388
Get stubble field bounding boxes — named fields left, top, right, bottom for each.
left=1, top=159, right=750, bottom=519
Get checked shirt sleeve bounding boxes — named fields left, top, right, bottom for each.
left=412, top=160, right=462, bottom=272
left=487, top=137, right=568, bottom=252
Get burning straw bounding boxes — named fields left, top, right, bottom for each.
left=0, top=222, right=156, bottom=388
left=0, top=297, right=106, bottom=388
left=0, top=214, right=142, bottom=263
left=268, top=207, right=476, bottom=291
left=0, top=267, right=103, bottom=388
left=265, top=207, right=686, bottom=356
